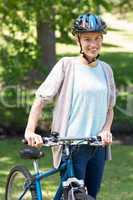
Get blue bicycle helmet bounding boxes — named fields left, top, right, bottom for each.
left=72, top=13, right=107, bottom=35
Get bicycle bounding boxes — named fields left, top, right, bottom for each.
left=5, top=133, right=103, bottom=200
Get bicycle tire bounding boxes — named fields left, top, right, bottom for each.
left=5, top=165, right=37, bottom=200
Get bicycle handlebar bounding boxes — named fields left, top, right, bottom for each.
left=23, top=132, right=103, bottom=147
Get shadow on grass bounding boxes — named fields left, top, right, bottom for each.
left=108, top=27, right=124, bottom=32
left=101, top=51, right=133, bottom=86
left=101, top=51, right=133, bottom=124
left=103, top=43, right=121, bottom=48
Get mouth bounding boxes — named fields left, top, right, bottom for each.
left=91, top=49, right=98, bottom=53
left=87, top=48, right=99, bottom=54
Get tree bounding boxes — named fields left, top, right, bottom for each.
left=0, top=0, right=113, bottom=76
left=0, top=0, right=114, bottom=132
left=111, top=0, right=133, bottom=15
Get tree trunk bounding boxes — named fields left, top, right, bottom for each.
left=37, top=20, right=56, bottom=71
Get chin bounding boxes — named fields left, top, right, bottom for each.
left=86, top=50, right=99, bottom=57
left=87, top=53, right=98, bottom=58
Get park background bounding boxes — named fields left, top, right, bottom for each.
left=0, top=1, right=133, bottom=199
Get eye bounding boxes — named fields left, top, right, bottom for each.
left=95, top=36, right=103, bottom=42
left=84, top=38, right=91, bottom=42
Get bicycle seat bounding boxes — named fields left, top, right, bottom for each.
left=20, top=147, right=44, bottom=159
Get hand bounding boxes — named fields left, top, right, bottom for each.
left=99, top=130, right=112, bottom=146
left=24, top=131, right=43, bottom=148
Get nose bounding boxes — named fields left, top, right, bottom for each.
left=87, top=40, right=98, bottom=46
left=87, top=41, right=98, bottom=50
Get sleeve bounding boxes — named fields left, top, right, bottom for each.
left=35, top=58, right=65, bottom=103
left=108, top=66, right=116, bottom=109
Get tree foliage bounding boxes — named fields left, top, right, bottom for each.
left=111, top=0, right=133, bottom=13
left=0, top=0, right=113, bottom=77
left=0, top=0, right=127, bottom=132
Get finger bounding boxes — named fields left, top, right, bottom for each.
left=101, top=131, right=107, bottom=145
left=101, top=136, right=106, bottom=146
left=37, top=136, right=43, bottom=144
left=36, top=135, right=44, bottom=146
left=108, top=137, right=112, bottom=144
left=27, top=137, right=32, bottom=146
left=103, top=132, right=110, bottom=145
left=35, top=137, right=43, bottom=147
left=105, top=133, right=112, bottom=144
left=107, top=133, right=112, bottom=143
left=31, top=137, right=36, bottom=147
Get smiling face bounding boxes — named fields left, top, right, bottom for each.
left=77, top=32, right=103, bottom=59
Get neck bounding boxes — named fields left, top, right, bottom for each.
left=79, top=55, right=97, bottom=67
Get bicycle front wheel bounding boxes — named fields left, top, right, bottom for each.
left=5, top=165, right=37, bottom=200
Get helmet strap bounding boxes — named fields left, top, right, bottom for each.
left=77, top=34, right=84, bottom=54
left=83, top=53, right=100, bottom=64
left=77, top=34, right=100, bottom=64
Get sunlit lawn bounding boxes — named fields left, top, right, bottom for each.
left=1, top=139, right=133, bottom=200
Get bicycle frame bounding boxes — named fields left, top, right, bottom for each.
left=17, top=136, right=102, bottom=200
left=19, top=145, right=75, bottom=200
left=34, top=162, right=66, bottom=200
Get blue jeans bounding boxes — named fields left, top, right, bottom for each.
left=72, top=145, right=106, bottom=199
left=55, top=145, right=106, bottom=200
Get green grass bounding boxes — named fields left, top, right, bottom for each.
left=1, top=139, right=133, bottom=199
left=98, top=144, right=133, bottom=200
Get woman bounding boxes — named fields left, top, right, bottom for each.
left=25, top=13, right=116, bottom=199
